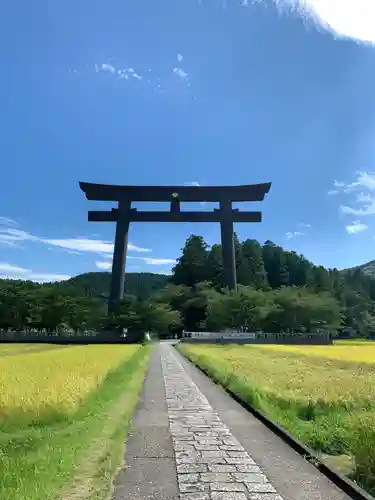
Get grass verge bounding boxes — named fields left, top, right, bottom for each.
left=177, top=343, right=375, bottom=496
left=0, top=344, right=152, bottom=500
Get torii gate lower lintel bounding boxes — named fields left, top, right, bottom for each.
left=79, top=181, right=271, bottom=314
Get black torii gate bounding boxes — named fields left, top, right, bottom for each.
left=79, top=181, right=271, bottom=314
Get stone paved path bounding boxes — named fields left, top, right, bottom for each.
left=113, top=343, right=351, bottom=500
left=160, top=344, right=283, bottom=500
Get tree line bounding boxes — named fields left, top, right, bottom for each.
left=167, top=235, right=375, bottom=336
left=1, top=235, right=375, bottom=338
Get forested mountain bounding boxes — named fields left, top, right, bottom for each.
left=169, top=235, right=375, bottom=336
left=344, top=260, right=375, bottom=277
left=59, top=272, right=170, bottom=300
left=1, top=235, right=375, bottom=337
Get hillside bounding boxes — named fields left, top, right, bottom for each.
left=0, top=272, right=170, bottom=301
left=353, top=261, right=375, bottom=277
left=342, top=261, right=375, bottom=277
left=62, top=272, right=170, bottom=300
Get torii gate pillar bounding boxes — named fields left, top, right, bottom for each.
left=108, top=200, right=131, bottom=314
left=219, top=200, right=237, bottom=291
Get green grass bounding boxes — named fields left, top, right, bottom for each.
left=0, top=344, right=152, bottom=500
left=177, top=343, right=375, bottom=495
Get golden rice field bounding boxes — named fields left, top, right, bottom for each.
left=0, top=344, right=141, bottom=426
left=180, top=343, right=375, bottom=408
left=178, top=341, right=375, bottom=493
left=0, top=343, right=62, bottom=357
left=0, top=343, right=151, bottom=500
left=253, top=341, right=375, bottom=365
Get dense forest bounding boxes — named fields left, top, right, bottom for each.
left=1, top=235, right=375, bottom=337
left=63, top=272, right=169, bottom=300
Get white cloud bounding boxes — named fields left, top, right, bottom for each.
left=0, top=222, right=151, bottom=254
left=275, top=1, right=375, bottom=45
left=345, top=221, right=368, bottom=234
left=298, top=223, right=311, bottom=228
left=96, top=64, right=143, bottom=81
left=331, top=172, right=375, bottom=216
left=286, top=231, right=305, bottom=240
left=96, top=261, right=112, bottom=270
left=44, top=237, right=114, bottom=254
left=340, top=201, right=375, bottom=216
left=0, top=263, right=70, bottom=283
left=177, top=53, right=184, bottom=62
left=143, top=258, right=176, bottom=265
left=43, top=237, right=150, bottom=254
left=328, top=179, right=348, bottom=195
left=117, top=69, right=129, bottom=80
left=101, top=63, right=116, bottom=74
left=0, top=216, right=19, bottom=227
left=127, top=67, right=142, bottom=80
left=95, top=256, right=176, bottom=270
left=0, top=263, right=29, bottom=274
left=0, top=227, right=37, bottom=247
left=173, top=67, right=188, bottom=79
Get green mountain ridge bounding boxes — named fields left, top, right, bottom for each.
left=0, top=272, right=170, bottom=302
left=342, top=261, right=375, bottom=277
left=62, top=272, right=170, bottom=300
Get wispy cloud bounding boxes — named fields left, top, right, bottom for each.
left=346, top=221, right=368, bottom=234
left=285, top=231, right=305, bottom=240
left=95, top=256, right=176, bottom=271
left=286, top=222, right=311, bottom=240
left=126, top=67, right=142, bottom=80
left=89, top=60, right=192, bottom=94
left=96, top=261, right=112, bottom=270
left=100, top=63, right=116, bottom=74
left=274, top=1, right=375, bottom=45
left=0, top=263, right=70, bottom=283
left=143, top=258, right=176, bottom=265
left=329, top=172, right=375, bottom=216
left=0, top=228, right=37, bottom=247
left=96, top=63, right=143, bottom=81
left=0, top=220, right=151, bottom=254
left=173, top=67, right=188, bottom=79
left=0, top=216, right=19, bottom=227
left=44, top=237, right=149, bottom=254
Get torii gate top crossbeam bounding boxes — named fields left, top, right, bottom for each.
left=79, top=181, right=271, bottom=203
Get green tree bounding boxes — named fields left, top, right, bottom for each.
left=172, top=235, right=209, bottom=286
left=206, top=244, right=223, bottom=286
left=262, top=241, right=289, bottom=288
left=237, top=239, right=268, bottom=288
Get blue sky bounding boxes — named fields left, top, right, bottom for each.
left=1, top=0, right=375, bottom=282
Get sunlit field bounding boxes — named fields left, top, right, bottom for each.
left=256, top=341, right=375, bottom=365
left=0, top=343, right=151, bottom=500
left=178, top=342, right=375, bottom=493
left=0, top=343, right=65, bottom=358
left=0, top=344, right=141, bottom=427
